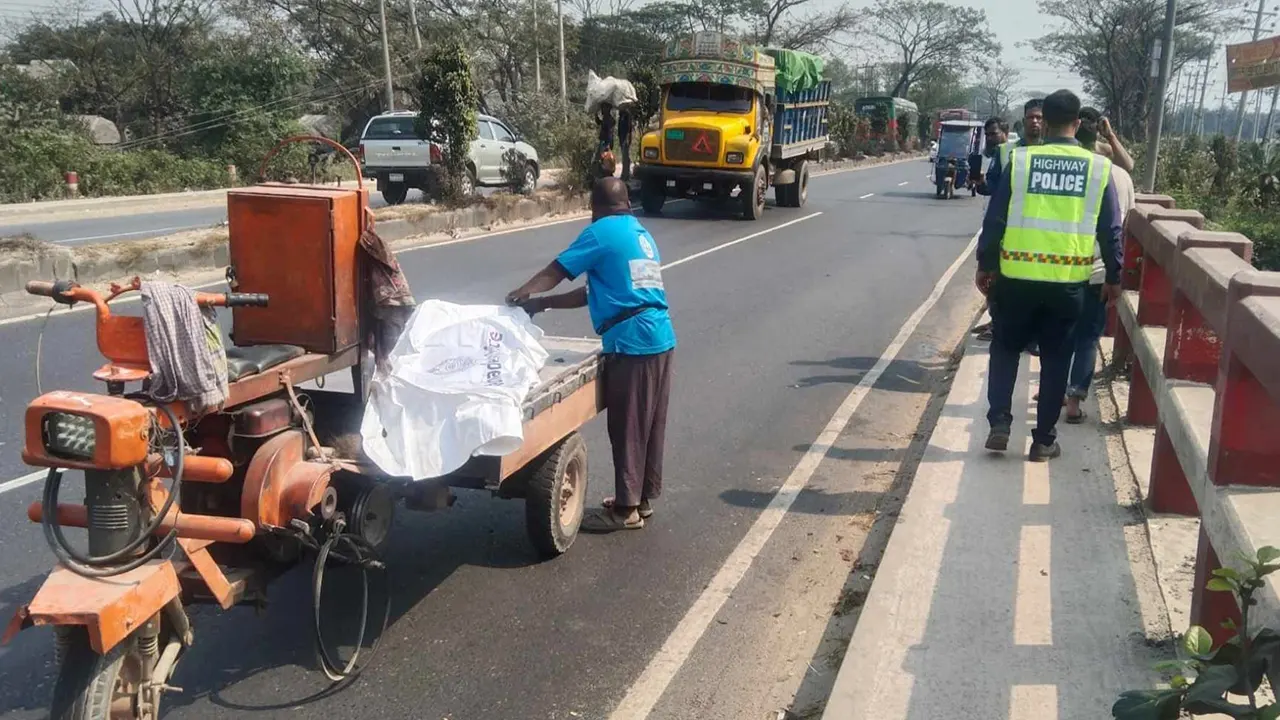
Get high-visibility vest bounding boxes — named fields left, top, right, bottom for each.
left=999, top=141, right=1016, bottom=169
left=1001, top=144, right=1111, bottom=283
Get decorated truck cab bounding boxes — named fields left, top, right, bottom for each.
left=636, top=32, right=831, bottom=220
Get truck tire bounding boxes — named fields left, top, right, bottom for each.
left=742, top=165, right=766, bottom=220
left=774, top=177, right=795, bottom=207
left=641, top=179, right=666, bottom=215
left=525, top=432, right=588, bottom=558
left=381, top=182, right=408, bottom=206
left=793, top=160, right=810, bottom=208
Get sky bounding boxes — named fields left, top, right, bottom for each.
left=3, top=0, right=1275, bottom=115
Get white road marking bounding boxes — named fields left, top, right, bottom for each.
left=661, top=213, right=822, bottom=271
left=1010, top=685, right=1058, bottom=718
left=54, top=224, right=211, bottom=245
left=607, top=229, right=980, bottom=720
left=0, top=470, right=47, bottom=495
left=898, top=181, right=909, bottom=186
left=1014, top=525, right=1053, bottom=645
left=859, top=193, right=875, bottom=199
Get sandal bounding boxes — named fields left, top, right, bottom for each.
left=581, top=508, right=645, bottom=532
left=602, top=497, right=654, bottom=519
left=1066, top=410, right=1087, bottom=424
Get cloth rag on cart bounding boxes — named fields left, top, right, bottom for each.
left=358, top=223, right=416, bottom=370
left=139, top=280, right=229, bottom=414
left=360, top=300, right=549, bottom=480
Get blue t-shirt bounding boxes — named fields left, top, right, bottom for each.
left=555, top=214, right=677, bottom=356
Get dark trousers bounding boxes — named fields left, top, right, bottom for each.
left=605, top=350, right=673, bottom=507
left=1067, top=284, right=1107, bottom=398
left=987, top=279, right=1084, bottom=446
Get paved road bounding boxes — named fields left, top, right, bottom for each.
left=0, top=180, right=554, bottom=246
left=0, top=158, right=986, bottom=719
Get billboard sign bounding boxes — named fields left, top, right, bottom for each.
left=1227, top=35, right=1280, bottom=93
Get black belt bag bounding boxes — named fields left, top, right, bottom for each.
left=596, top=303, right=664, bottom=336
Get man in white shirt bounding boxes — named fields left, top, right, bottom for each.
left=1063, top=109, right=1136, bottom=423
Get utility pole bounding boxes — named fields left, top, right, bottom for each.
left=379, top=0, right=395, bottom=111
left=1192, top=57, right=1203, bottom=135
left=533, top=0, right=542, bottom=93
left=1180, top=64, right=1199, bottom=135
left=1253, top=89, right=1265, bottom=141
left=1265, top=86, right=1279, bottom=146
left=557, top=0, right=566, bottom=114
left=1143, top=0, right=1177, bottom=192
left=1235, top=0, right=1267, bottom=141
left=408, top=0, right=422, bottom=51
left=1170, top=69, right=1184, bottom=136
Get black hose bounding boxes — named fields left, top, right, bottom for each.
left=40, top=401, right=186, bottom=578
left=311, top=532, right=390, bottom=683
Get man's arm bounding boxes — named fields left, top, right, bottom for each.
left=976, top=153, right=1001, bottom=197
left=523, top=286, right=587, bottom=314
left=1097, top=171, right=1124, bottom=301
left=1099, top=118, right=1135, bottom=173
left=507, top=262, right=569, bottom=305
left=977, top=165, right=1011, bottom=268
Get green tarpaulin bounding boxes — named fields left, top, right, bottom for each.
left=762, top=48, right=824, bottom=94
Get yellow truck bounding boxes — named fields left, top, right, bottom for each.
left=636, top=32, right=831, bottom=220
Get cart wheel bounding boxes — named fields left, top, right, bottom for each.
left=525, top=432, right=588, bottom=557
left=50, top=626, right=145, bottom=720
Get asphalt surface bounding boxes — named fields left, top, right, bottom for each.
left=0, top=158, right=986, bottom=719
left=1, top=180, right=555, bottom=246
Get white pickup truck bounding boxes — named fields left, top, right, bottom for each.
left=358, top=111, right=542, bottom=205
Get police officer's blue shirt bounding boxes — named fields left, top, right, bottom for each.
left=977, top=137, right=1124, bottom=285
left=555, top=214, right=677, bottom=356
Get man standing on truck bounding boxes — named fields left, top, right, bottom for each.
left=976, top=89, right=1123, bottom=462
left=506, top=177, right=677, bottom=532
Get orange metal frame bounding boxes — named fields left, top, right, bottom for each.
left=12, top=136, right=371, bottom=655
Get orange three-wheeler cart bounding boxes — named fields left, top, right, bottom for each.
left=2, top=137, right=601, bottom=720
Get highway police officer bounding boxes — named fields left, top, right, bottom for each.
left=975, top=89, right=1123, bottom=462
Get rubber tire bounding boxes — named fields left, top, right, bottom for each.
left=525, top=432, right=588, bottom=558
left=640, top=179, right=666, bottom=215
left=794, top=161, right=809, bottom=208
left=460, top=165, right=477, bottom=197
left=519, top=163, right=537, bottom=195
left=774, top=173, right=796, bottom=207
left=742, top=164, right=766, bottom=220
left=50, top=627, right=125, bottom=720
left=381, top=182, right=408, bottom=206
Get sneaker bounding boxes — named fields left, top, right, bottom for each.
left=985, top=427, right=1011, bottom=452
left=1029, top=442, right=1062, bottom=462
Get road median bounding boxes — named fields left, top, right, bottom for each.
left=0, top=152, right=923, bottom=317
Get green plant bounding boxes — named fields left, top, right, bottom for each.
left=415, top=41, right=479, bottom=203
left=1112, top=546, right=1280, bottom=720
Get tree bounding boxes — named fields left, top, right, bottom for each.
left=746, top=0, right=861, bottom=54
left=1035, top=0, right=1226, bottom=139
left=975, top=61, right=1022, bottom=119
left=415, top=41, right=478, bottom=200
left=868, top=0, right=998, bottom=98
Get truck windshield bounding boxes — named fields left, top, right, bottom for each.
left=666, top=83, right=753, bottom=114
left=363, top=117, right=422, bottom=140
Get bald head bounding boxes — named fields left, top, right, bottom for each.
left=591, top=177, right=631, bottom=221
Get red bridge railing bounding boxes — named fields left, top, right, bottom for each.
left=1111, top=193, right=1280, bottom=655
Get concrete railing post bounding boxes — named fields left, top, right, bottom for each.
left=1190, top=527, right=1245, bottom=646
left=1209, top=272, right=1280, bottom=489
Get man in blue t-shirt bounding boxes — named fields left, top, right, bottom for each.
left=507, top=177, right=677, bottom=532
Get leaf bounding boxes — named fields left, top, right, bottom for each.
left=1183, top=626, right=1215, bottom=658
left=1257, top=546, right=1280, bottom=564
left=1213, top=567, right=1244, bottom=581
left=1170, top=675, right=1188, bottom=689
left=1259, top=703, right=1280, bottom=720
left=1111, top=689, right=1185, bottom=720
left=1153, top=660, right=1188, bottom=673
left=1206, top=578, right=1237, bottom=593
left=1184, top=664, right=1239, bottom=704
